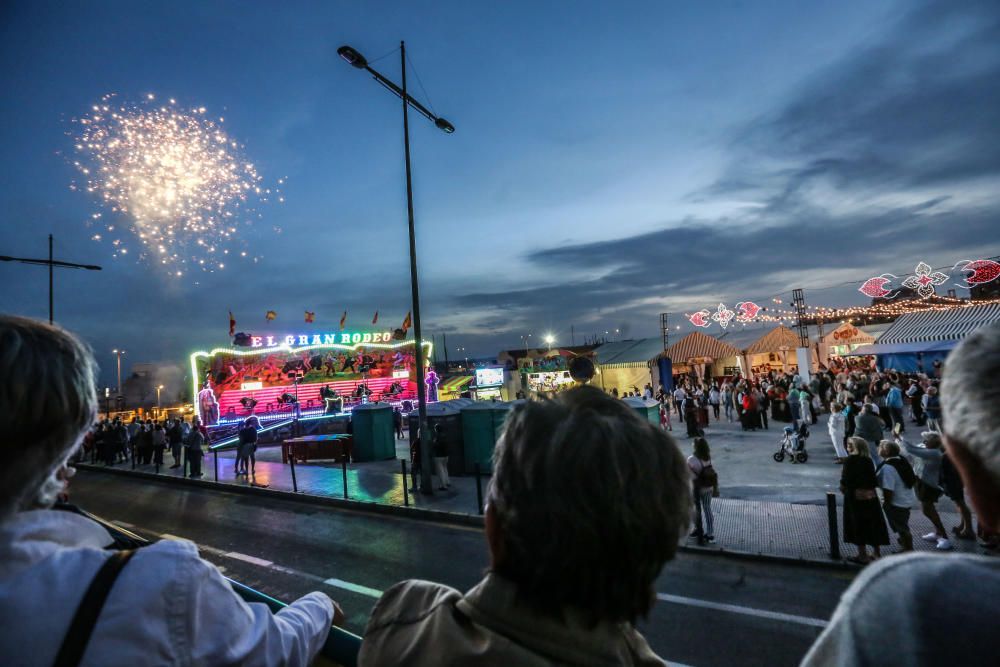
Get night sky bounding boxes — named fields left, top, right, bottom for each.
left=1, top=0, right=998, bottom=386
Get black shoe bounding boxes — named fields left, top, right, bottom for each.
left=689, top=529, right=700, bottom=537
left=170, top=464, right=180, bottom=469
left=705, top=535, right=715, bottom=543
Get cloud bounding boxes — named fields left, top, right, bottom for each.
left=447, top=0, right=1000, bottom=349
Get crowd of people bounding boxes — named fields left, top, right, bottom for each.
left=0, top=313, right=997, bottom=665
left=81, top=414, right=209, bottom=478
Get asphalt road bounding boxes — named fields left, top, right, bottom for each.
left=69, top=470, right=855, bottom=667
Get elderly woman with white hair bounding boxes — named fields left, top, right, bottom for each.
left=0, top=316, right=338, bottom=665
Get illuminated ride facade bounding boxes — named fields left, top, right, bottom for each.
left=191, top=330, right=433, bottom=429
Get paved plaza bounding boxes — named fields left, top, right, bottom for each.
left=79, top=408, right=994, bottom=564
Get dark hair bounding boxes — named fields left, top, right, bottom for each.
left=488, top=385, right=690, bottom=625
left=693, top=437, right=711, bottom=461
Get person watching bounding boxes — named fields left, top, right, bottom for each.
left=358, top=385, right=691, bottom=665
left=0, top=315, right=339, bottom=665
left=802, top=322, right=1000, bottom=666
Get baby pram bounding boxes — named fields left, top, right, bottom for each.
left=774, top=423, right=809, bottom=463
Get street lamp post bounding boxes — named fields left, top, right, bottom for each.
left=338, top=42, right=454, bottom=495
left=112, top=349, right=126, bottom=396
left=156, top=385, right=164, bottom=419
left=0, top=234, right=102, bottom=324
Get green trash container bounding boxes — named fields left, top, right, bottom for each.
left=460, top=402, right=513, bottom=474
left=623, top=397, right=661, bottom=425
left=351, top=403, right=395, bottom=461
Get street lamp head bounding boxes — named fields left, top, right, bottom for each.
left=434, top=117, right=455, bottom=134
left=337, top=45, right=368, bottom=69
left=544, top=334, right=555, bottom=345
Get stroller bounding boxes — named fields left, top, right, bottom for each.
left=774, top=423, right=809, bottom=463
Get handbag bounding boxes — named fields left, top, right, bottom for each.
left=854, top=489, right=877, bottom=501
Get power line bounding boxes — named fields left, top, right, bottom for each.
left=405, top=52, right=436, bottom=117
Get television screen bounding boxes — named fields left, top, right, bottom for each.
left=476, top=367, right=504, bottom=387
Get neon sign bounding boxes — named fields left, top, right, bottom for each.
left=247, top=330, right=394, bottom=348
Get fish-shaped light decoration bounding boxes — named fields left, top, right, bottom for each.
left=688, top=309, right=711, bottom=328
left=858, top=276, right=894, bottom=299
left=735, top=301, right=761, bottom=322
left=955, top=259, right=1000, bottom=287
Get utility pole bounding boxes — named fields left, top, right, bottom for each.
left=0, top=234, right=102, bottom=323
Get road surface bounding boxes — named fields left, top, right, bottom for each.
left=69, top=470, right=854, bottom=667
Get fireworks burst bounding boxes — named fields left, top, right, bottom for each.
left=70, top=94, right=281, bottom=274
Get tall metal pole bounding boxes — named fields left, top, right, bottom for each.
left=401, top=41, right=434, bottom=494
left=48, top=234, right=54, bottom=324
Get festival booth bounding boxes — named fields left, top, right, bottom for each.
left=190, top=329, right=432, bottom=435
left=350, top=403, right=396, bottom=462
left=843, top=303, right=1000, bottom=372
left=814, top=322, right=875, bottom=366
left=471, top=367, right=506, bottom=401
left=660, top=332, right=741, bottom=382
left=593, top=338, right=664, bottom=394
left=438, top=374, right=474, bottom=401
left=716, top=325, right=806, bottom=376
left=498, top=345, right=599, bottom=397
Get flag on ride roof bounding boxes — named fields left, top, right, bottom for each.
left=265, top=310, right=277, bottom=321
left=305, top=310, right=315, bottom=323
left=229, top=311, right=236, bottom=336
left=401, top=311, right=412, bottom=331
left=372, top=310, right=379, bottom=325
left=340, top=311, right=347, bottom=330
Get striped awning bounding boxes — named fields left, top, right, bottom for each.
left=660, top=331, right=740, bottom=363
left=878, top=303, right=1000, bottom=344
left=744, top=326, right=801, bottom=355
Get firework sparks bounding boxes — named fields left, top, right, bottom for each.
left=70, top=94, right=280, bottom=273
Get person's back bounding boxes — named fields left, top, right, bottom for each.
left=359, top=386, right=690, bottom=666
left=801, top=552, right=999, bottom=666
left=855, top=410, right=883, bottom=443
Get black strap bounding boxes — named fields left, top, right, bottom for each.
left=53, top=549, right=136, bottom=667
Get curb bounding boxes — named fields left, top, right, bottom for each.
left=75, top=463, right=485, bottom=529
left=76, top=464, right=855, bottom=571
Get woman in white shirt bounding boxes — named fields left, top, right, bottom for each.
left=0, top=315, right=339, bottom=666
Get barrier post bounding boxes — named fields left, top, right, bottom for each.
left=341, top=459, right=348, bottom=499
left=826, top=491, right=841, bottom=560
left=475, top=462, right=484, bottom=515
left=131, top=444, right=135, bottom=470
left=401, top=459, right=409, bottom=507
left=289, top=445, right=298, bottom=493
left=213, top=450, right=219, bottom=481
left=182, top=448, right=187, bottom=478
